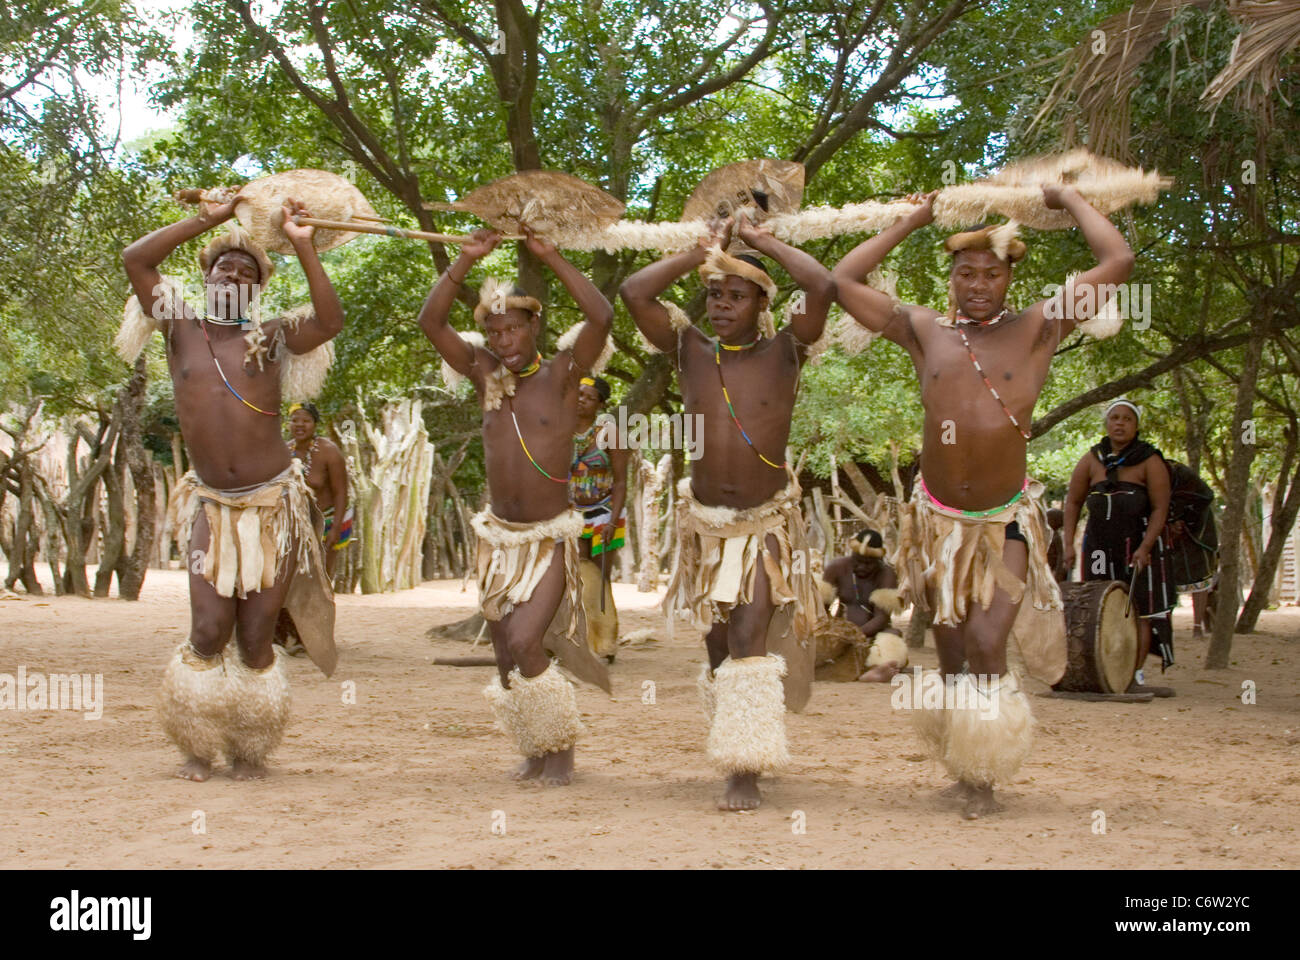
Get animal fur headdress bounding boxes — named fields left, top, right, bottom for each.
left=198, top=224, right=275, bottom=285
left=698, top=247, right=778, bottom=339
left=944, top=221, right=1027, bottom=264
left=473, top=277, right=543, bottom=326
left=939, top=221, right=1025, bottom=326
left=851, top=528, right=886, bottom=558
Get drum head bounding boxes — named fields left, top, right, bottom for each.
left=1097, top=582, right=1138, bottom=693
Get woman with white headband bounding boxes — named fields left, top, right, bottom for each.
left=1063, top=399, right=1177, bottom=693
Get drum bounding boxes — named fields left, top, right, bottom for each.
left=812, top=618, right=870, bottom=682
left=1054, top=580, right=1137, bottom=693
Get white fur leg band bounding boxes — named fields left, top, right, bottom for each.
left=484, top=663, right=583, bottom=758
left=866, top=631, right=909, bottom=669
left=223, top=648, right=291, bottom=766
left=707, top=655, right=790, bottom=775
left=942, top=672, right=1033, bottom=786
left=159, top=644, right=229, bottom=765
left=697, top=664, right=716, bottom=722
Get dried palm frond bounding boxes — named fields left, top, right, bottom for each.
left=1027, top=0, right=1216, bottom=159
left=1202, top=0, right=1300, bottom=115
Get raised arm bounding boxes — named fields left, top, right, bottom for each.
left=1031, top=185, right=1136, bottom=338
left=605, top=443, right=630, bottom=549
left=832, top=192, right=936, bottom=347
left=415, top=228, right=501, bottom=378
left=521, top=226, right=612, bottom=376
left=322, top=440, right=349, bottom=551
left=121, top=197, right=239, bottom=321
left=1061, top=453, right=1093, bottom=577
left=620, top=220, right=729, bottom=354
left=279, top=199, right=346, bottom=353
left=734, top=213, right=833, bottom=346
left=1133, top=456, right=1171, bottom=571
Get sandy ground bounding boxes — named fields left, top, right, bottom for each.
left=1, top=566, right=1298, bottom=869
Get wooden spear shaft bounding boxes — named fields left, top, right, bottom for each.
left=292, top=214, right=523, bottom=243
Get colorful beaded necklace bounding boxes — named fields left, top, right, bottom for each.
left=712, top=338, right=786, bottom=471
left=506, top=353, right=569, bottom=484
left=197, top=316, right=277, bottom=417
left=955, top=325, right=1032, bottom=441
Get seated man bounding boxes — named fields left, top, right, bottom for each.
left=821, top=529, right=908, bottom=682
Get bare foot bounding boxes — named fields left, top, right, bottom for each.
left=858, top=662, right=901, bottom=683
left=541, top=747, right=574, bottom=786
left=511, top=756, right=545, bottom=781
left=177, top=757, right=211, bottom=782
left=718, top=772, right=762, bottom=811
left=937, top=781, right=972, bottom=801
left=962, top=782, right=1003, bottom=819
left=231, top=759, right=268, bottom=781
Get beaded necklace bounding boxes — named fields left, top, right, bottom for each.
left=505, top=352, right=569, bottom=484
left=712, top=338, right=786, bottom=471
left=573, top=420, right=598, bottom=457
left=955, top=326, right=1032, bottom=441
left=197, top=316, right=277, bottom=417
left=955, top=308, right=1010, bottom=327
left=289, top=437, right=319, bottom=473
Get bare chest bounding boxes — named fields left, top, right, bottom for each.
left=679, top=337, right=798, bottom=413
left=168, top=320, right=282, bottom=393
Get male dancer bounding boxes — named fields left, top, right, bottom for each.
left=833, top=186, right=1134, bottom=817
left=621, top=214, right=832, bottom=811
left=417, top=226, right=611, bottom=787
left=121, top=197, right=341, bottom=781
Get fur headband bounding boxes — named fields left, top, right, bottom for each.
left=944, top=221, right=1027, bottom=264
left=474, top=277, right=542, bottom=325
left=198, top=224, right=275, bottom=284
left=698, top=247, right=778, bottom=302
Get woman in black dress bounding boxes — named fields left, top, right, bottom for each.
left=1063, top=399, right=1176, bottom=691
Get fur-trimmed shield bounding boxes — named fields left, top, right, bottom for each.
left=682, top=159, right=805, bottom=224
left=232, top=169, right=380, bottom=255
left=425, top=170, right=625, bottom=237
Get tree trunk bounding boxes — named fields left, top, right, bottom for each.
left=59, top=415, right=119, bottom=598
left=33, top=476, right=63, bottom=596
left=1207, top=323, right=1267, bottom=668
left=115, top=358, right=156, bottom=600
left=636, top=454, right=668, bottom=592
left=10, top=462, right=42, bottom=594
left=95, top=439, right=126, bottom=597
left=1238, top=448, right=1300, bottom=632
